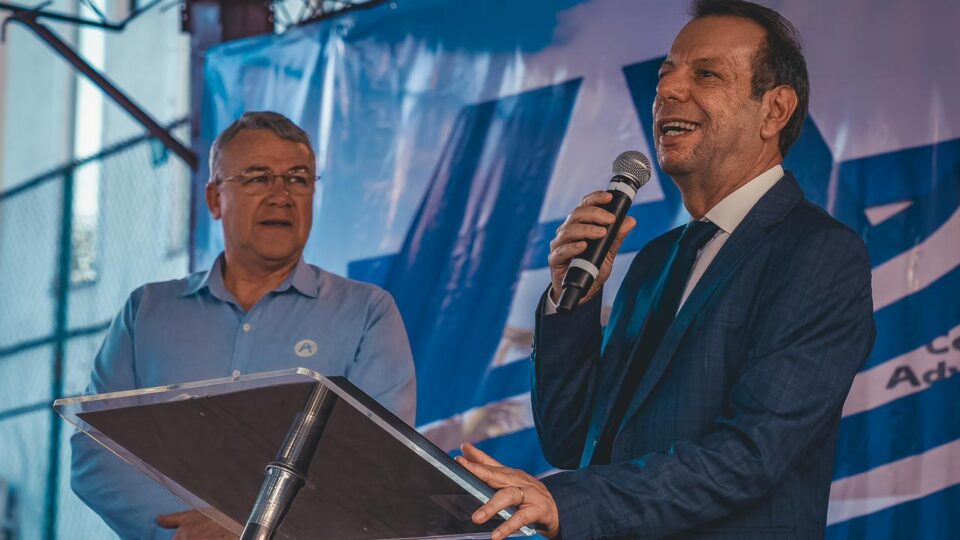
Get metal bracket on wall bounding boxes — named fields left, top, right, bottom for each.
left=0, top=1, right=199, bottom=170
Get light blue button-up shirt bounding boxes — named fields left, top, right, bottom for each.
left=70, top=255, right=415, bottom=539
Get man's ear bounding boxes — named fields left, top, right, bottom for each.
left=760, top=85, right=798, bottom=143
left=205, top=181, right=222, bottom=220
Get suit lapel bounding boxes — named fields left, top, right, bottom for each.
left=600, top=234, right=681, bottom=386
left=579, top=231, right=680, bottom=466
left=613, top=173, right=805, bottom=436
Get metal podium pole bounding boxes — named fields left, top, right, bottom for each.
left=241, top=384, right=336, bottom=540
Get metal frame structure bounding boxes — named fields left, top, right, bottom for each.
left=0, top=0, right=164, bottom=30
left=0, top=116, right=188, bottom=540
left=0, top=0, right=389, bottom=175
left=0, top=1, right=199, bottom=170
left=0, top=7, right=196, bottom=533
left=270, top=0, right=385, bottom=31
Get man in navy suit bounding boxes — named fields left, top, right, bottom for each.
left=457, top=1, right=875, bottom=538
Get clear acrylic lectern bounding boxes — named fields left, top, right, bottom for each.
left=54, top=368, right=535, bottom=539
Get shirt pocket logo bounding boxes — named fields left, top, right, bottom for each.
left=295, top=339, right=318, bottom=358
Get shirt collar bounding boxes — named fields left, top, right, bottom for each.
left=704, top=164, right=784, bottom=234
left=181, top=254, right=319, bottom=299
left=281, top=257, right=320, bottom=298
left=181, top=255, right=222, bottom=297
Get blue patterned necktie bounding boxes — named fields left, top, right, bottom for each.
left=593, top=219, right=721, bottom=464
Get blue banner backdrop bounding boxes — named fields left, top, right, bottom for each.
left=198, top=0, right=960, bottom=536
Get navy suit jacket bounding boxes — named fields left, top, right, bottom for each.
left=532, top=173, right=875, bottom=540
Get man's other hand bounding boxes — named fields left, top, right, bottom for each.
left=156, top=510, right=238, bottom=540
left=455, top=442, right=560, bottom=539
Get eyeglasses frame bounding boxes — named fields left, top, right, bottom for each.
left=216, top=168, right=321, bottom=195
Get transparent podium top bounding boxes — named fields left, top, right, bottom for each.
left=55, top=368, right=535, bottom=539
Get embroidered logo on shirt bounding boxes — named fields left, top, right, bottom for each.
left=295, top=339, right=318, bottom=358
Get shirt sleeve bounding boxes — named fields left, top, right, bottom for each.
left=542, top=287, right=560, bottom=315
left=70, top=288, right=187, bottom=539
left=532, top=289, right=604, bottom=470
left=345, top=288, right=417, bottom=426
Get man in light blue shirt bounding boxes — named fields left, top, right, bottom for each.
left=71, top=111, right=416, bottom=539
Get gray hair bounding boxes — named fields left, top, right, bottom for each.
left=208, top=111, right=315, bottom=180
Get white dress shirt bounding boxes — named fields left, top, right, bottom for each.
left=546, top=164, right=785, bottom=315
left=677, top=164, right=784, bottom=309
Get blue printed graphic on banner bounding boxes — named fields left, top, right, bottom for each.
left=382, top=80, right=581, bottom=426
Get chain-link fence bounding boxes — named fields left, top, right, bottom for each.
left=0, top=120, right=193, bottom=540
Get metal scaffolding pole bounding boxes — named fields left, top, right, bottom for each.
left=1, top=6, right=199, bottom=170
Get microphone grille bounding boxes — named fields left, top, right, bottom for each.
left=612, top=150, right=652, bottom=187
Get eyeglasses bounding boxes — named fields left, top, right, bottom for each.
left=218, top=169, right=320, bottom=196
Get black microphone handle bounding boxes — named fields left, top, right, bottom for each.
left=556, top=188, right=633, bottom=313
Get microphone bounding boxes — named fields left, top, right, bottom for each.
left=556, top=150, right=652, bottom=314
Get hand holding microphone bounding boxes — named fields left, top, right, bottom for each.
left=549, top=151, right=651, bottom=314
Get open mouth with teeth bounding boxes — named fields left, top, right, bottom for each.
left=660, top=121, right=700, bottom=137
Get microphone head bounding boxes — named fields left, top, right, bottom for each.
left=612, top=150, right=652, bottom=188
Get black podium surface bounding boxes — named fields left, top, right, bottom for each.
left=55, top=368, right=535, bottom=539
